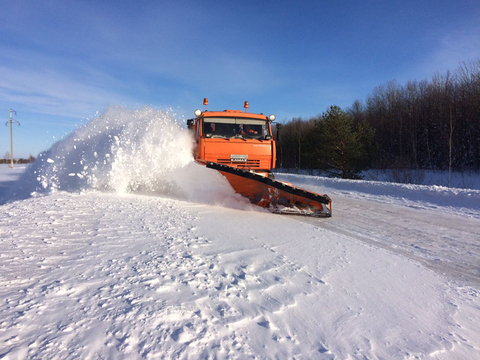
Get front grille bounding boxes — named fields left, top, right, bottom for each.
left=217, top=159, right=261, bottom=168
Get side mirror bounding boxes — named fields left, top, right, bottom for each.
left=186, top=119, right=194, bottom=130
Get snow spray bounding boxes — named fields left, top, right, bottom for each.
left=2, top=107, right=250, bottom=209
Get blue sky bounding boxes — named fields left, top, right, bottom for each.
left=1, top=0, right=479, bottom=158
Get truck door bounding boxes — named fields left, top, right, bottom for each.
left=193, top=118, right=202, bottom=160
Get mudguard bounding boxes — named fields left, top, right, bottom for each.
left=207, top=162, right=332, bottom=217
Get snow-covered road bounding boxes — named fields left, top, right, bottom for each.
left=1, top=109, right=479, bottom=359
left=318, top=197, right=480, bottom=287
left=1, top=188, right=479, bottom=358
left=282, top=180, right=480, bottom=289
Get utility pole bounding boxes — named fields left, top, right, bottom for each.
left=6, top=109, right=20, bottom=168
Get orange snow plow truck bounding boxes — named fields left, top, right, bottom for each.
left=187, top=99, right=332, bottom=217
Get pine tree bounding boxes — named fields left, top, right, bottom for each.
left=314, top=106, right=373, bottom=179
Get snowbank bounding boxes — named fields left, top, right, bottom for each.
left=276, top=173, right=480, bottom=219
left=363, top=168, right=480, bottom=190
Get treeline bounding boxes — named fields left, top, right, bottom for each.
left=276, top=60, right=480, bottom=178
left=0, top=155, right=36, bottom=164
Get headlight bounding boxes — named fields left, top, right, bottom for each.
left=269, top=114, right=276, bottom=121
left=194, top=109, right=202, bottom=116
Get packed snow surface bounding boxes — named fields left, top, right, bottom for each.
left=1, top=108, right=479, bottom=359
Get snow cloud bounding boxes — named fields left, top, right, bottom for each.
left=1, top=107, right=251, bottom=210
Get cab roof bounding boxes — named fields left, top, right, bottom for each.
left=199, top=110, right=268, bottom=120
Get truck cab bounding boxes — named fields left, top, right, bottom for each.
left=187, top=101, right=276, bottom=177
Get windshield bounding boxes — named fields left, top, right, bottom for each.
left=202, top=117, right=271, bottom=139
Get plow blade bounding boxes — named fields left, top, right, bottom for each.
left=207, top=162, right=332, bottom=217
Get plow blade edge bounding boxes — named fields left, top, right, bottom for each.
left=207, top=162, right=332, bottom=217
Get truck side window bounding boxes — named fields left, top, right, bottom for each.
left=196, top=120, right=201, bottom=138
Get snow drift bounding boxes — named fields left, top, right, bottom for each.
left=0, top=107, right=251, bottom=210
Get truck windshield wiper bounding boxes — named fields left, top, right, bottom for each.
left=233, top=134, right=247, bottom=141
left=211, top=135, right=230, bottom=140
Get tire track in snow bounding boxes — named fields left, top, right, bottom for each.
left=294, top=195, right=480, bottom=288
